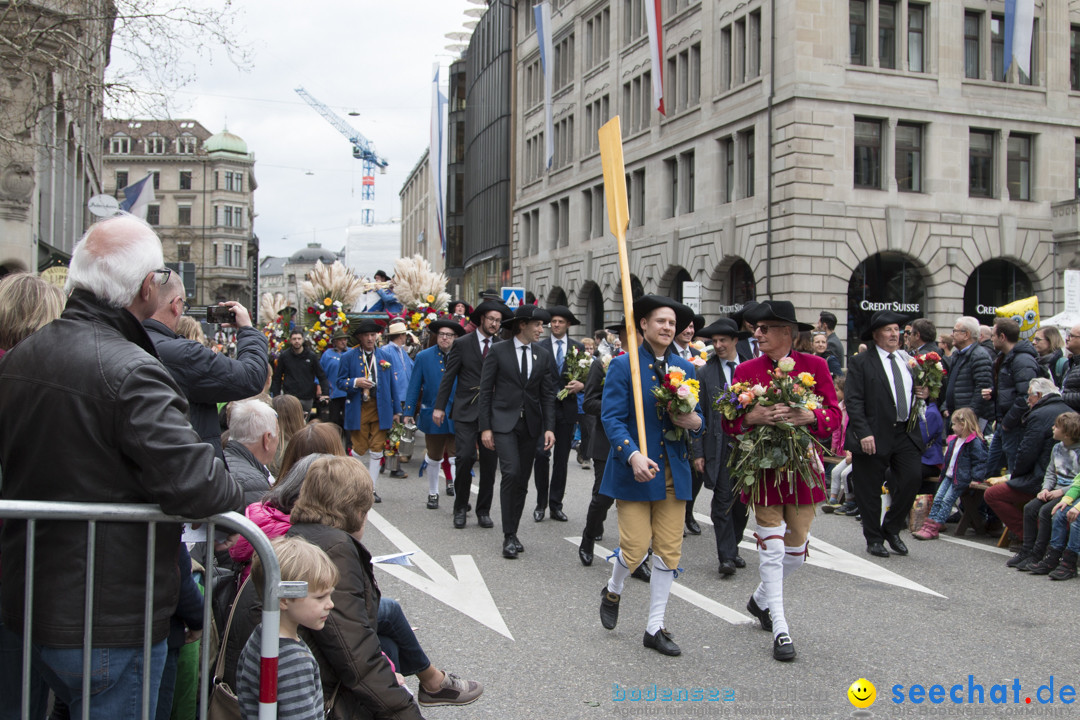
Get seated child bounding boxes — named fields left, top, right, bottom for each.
left=1031, top=460, right=1080, bottom=580
left=1010, top=412, right=1080, bottom=571
left=912, top=408, right=987, bottom=540
left=236, top=536, right=337, bottom=720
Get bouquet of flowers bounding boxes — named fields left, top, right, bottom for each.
left=259, top=292, right=293, bottom=363
left=714, top=356, right=828, bottom=504
left=687, top=340, right=709, bottom=368
left=650, top=368, right=701, bottom=441
left=906, top=351, right=947, bottom=432
left=557, top=346, right=593, bottom=400
left=384, top=421, right=407, bottom=457
left=305, top=297, right=348, bottom=352
left=391, top=295, right=443, bottom=333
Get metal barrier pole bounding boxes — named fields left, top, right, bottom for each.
left=0, top=501, right=286, bottom=720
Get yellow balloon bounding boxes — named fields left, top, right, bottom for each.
left=996, top=296, right=1040, bottom=341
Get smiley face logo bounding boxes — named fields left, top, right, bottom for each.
left=847, top=678, right=876, bottom=709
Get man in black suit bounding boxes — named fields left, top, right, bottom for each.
left=845, top=310, right=930, bottom=558
left=434, top=299, right=512, bottom=529
left=695, top=318, right=752, bottom=576
left=532, top=305, right=585, bottom=522
left=733, top=300, right=761, bottom=360
left=910, top=318, right=942, bottom=357
left=479, top=305, right=557, bottom=558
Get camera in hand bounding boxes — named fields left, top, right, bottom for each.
left=205, top=306, right=237, bottom=324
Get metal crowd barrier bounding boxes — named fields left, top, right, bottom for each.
left=0, top=500, right=307, bottom=720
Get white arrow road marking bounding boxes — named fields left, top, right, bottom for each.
left=692, top=511, right=946, bottom=598
left=937, top=534, right=1013, bottom=556
left=563, top=537, right=755, bottom=625
left=367, top=510, right=513, bottom=639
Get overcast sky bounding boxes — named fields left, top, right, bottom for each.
left=143, top=0, right=480, bottom=270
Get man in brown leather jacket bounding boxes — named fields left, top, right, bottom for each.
left=0, top=215, right=242, bottom=717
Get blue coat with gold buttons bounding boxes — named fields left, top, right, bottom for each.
left=599, top=345, right=704, bottom=502
left=403, top=345, right=455, bottom=435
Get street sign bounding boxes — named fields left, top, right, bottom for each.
left=682, top=281, right=701, bottom=313
left=501, top=286, right=525, bottom=310
left=87, top=194, right=119, bottom=217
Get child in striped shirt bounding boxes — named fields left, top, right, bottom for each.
left=237, top=536, right=339, bottom=720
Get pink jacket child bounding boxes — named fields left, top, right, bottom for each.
left=230, top=502, right=292, bottom=583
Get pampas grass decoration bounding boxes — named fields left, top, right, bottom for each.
left=392, top=255, right=450, bottom=312
left=300, top=260, right=366, bottom=310
left=259, top=292, right=288, bottom=325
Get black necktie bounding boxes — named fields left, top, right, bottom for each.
left=726, top=361, right=736, bottom=386
left=520, top=345, right=529, bottom=382
left=888, top=352, right=909, bottom=422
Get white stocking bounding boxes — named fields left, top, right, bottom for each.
left=646, top=555, right=677, bottom=634
left=783, top=538, right=809, bottom=577
left=607, top=549, right=631, bottom=595
left=447, top=456, right=457, bottom=483
left=426, top=456, right=440, bottom=496
left=754, top=522, right=788, bottom=637
left=368, top=451, right=382, bottom=490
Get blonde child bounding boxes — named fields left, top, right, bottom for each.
left=236, top=536, right=338, bottom=720
left=912, top=408, right=987, bottom=540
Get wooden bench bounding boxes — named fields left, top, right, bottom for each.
left=955, top=480, right=1011, bottom=547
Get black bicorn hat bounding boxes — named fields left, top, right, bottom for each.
left=744, top=300, right=815, bottom=332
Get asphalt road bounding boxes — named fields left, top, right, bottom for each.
left=363, top=454, right=1080, bottom=720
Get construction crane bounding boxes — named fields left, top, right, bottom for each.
left=295, top=86, right=388, bottom=225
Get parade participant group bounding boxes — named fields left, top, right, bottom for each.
left=6, top=215, right=1080, bottom=719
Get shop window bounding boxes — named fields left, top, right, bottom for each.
left=728, top=259, right=756, bottom=307
left=964, top=260, right=1034, bottom=326
left=847, top=252, right=925, bottom=355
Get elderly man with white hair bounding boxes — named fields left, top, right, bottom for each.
left=224, top=399, right=280, bottom=508
left=943, top=316, right=994, bottom=426
left=0, top=214, right=242, bottom=717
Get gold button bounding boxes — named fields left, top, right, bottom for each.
left=616, top=446, right=623, bottom=452
left=624, top=440, right=630, bottom=445
left=651, top=376, right=656, bottom=381
left=648, top=363, right=653, bottom=369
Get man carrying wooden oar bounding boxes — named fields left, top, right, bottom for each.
left=597, top=295, right=704, bottom=656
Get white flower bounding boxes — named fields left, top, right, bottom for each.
left=579, top=357, right=592, bottom=369
left=777, top=357, right=796, bottom=373
left=751, top=384, right=768, bottom=396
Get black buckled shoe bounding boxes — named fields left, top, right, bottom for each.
left=772, top=632, right=796, bottom=661
left=746, top=596, right=772, bottom=632
left=643, top=628, right=681, bottom=656
left=426, top=494, right=439, bottom=510
left=445, top=483, right=455, bottom=497
left=600, top=587, right=620, bottom=629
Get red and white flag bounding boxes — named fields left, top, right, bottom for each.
left=644, top=0, right=664, bottom=115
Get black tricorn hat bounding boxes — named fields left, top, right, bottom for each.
left=352, top=319, right=382, bottom=335
left=744, top=300, right=815, bottom=332
left=428, top=319, right=466, bottom=337
left=699, top=318, right=747, bottom=339
left=606, top=317, right=627, bottom=334
left=501, top=304, right=551, bottom=330
left=469, top=300, right=513, bottom=325
left=545, top=305, right=581, bottom=325
left=633, top=295, right=696, bottom=334
left=860, top=310, right=910, bottom=342
left=730, top=300, right=760, bottom=327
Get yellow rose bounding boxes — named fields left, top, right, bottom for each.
left=426, top=294, right=435, bottom=303
left=323, top=297, right=332, bottom=305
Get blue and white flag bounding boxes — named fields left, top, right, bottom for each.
left=119, top=173, right=155, bottom=220
left=535, top=1, right=554, bottom=170
left=430, top=62, right=447, bottom=257
left=1004, top=0, right=1035, bottom=78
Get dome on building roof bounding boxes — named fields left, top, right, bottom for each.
left=204, top=128, right=248, bottom=155
left=288, top=243, right=338, bottom=264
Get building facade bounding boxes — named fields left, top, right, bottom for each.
left=0, top=1, right=113, bottom=278
left=103, top=120, right=258, bottom=309
left=512, top=0, right=1080, bottom=349
left=400, top=149, right=445, bottom=275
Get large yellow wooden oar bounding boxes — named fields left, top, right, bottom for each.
left=598, top=116, right=647, bottom=461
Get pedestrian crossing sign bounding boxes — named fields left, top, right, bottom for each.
left=501, top=287, right=525, bottom=310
